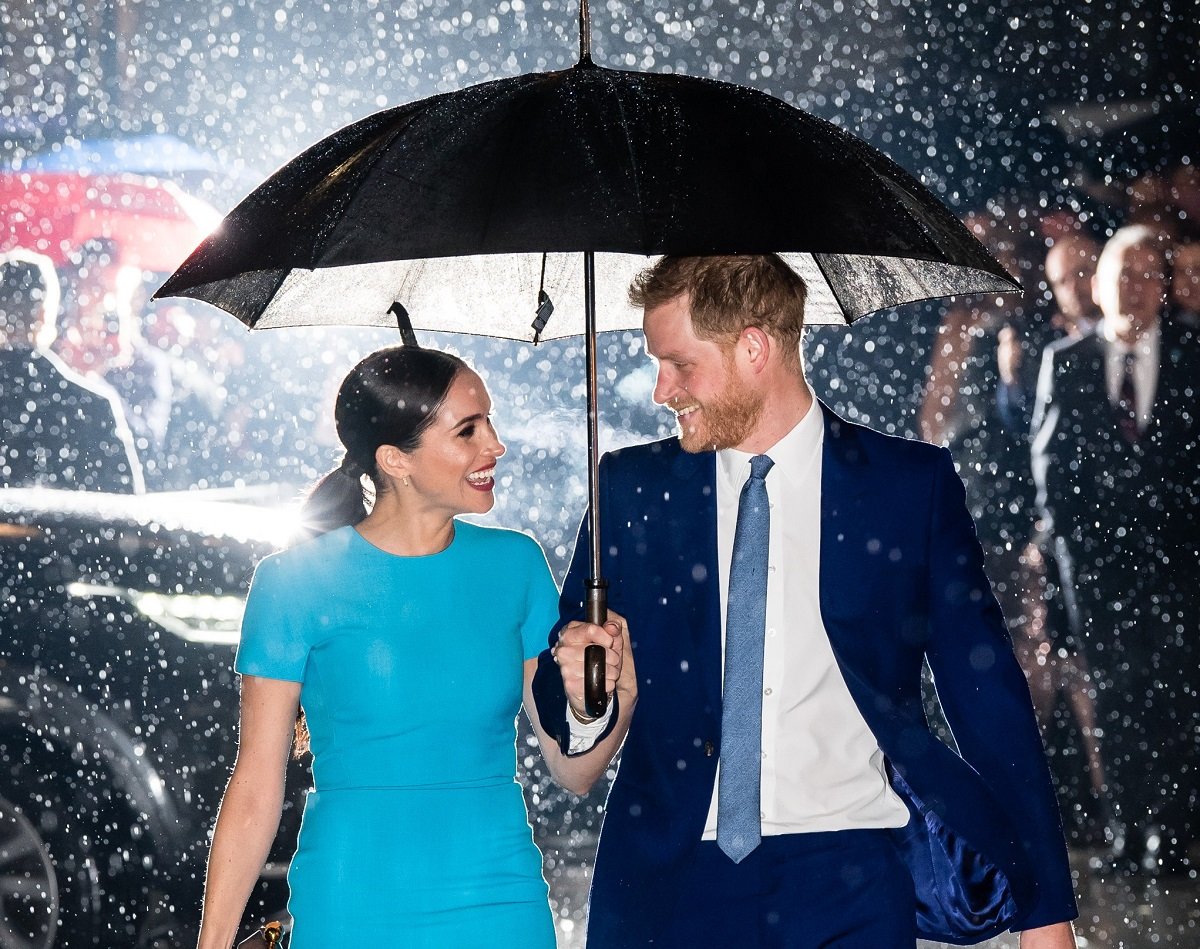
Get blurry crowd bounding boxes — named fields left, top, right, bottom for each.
left=1, top=238, right=339, bottom=494
left=917, top=160, right=1199, bottom=876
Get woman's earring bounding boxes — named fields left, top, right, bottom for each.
left=403, top=476, right=411, bottom=487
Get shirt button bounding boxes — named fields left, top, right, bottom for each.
left=768, top=564, right=777, bottom=574
left=761, top=751, right=767, bottom=760
left=764, top=687, right=773, bottom=696
left=767, top=628, right=776, bottom=637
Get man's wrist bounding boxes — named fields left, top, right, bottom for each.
left=568, top=702, right=601, bottom=725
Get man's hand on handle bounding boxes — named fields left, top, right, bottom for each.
left=553, top=610, right=631, bottom=722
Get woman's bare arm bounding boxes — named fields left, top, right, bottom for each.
left=196, top=675, right=301, bottom=949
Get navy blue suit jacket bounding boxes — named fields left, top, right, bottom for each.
left=533, top=405, right=1077, bottom=946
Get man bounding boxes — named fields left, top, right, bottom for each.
left=0, top=248, right=143, bottom=492
left=1168, top=239, right=1200, bottom=328
left=532, top=256, right=1078, bottom=948
left=1032, top=226, right=1199, bottom=874
left=1043, top=233, right=1101, bottom=338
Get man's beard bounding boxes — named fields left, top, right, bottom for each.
left=675, top=385, right=764, bottom=453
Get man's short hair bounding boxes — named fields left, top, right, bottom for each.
left=0, top=248, right=60, bottom=342
left=629, top=255, right=807, bottom=364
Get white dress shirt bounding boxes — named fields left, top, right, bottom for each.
left=701, top=389, right=909, bottom=838
left=1100, top=320, right=1159, bottom=431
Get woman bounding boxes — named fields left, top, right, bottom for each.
left=195, top=346, right=632, bottom=948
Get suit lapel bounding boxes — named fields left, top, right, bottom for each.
left=667, top=446, right=723, bottom=718
left=818, top=403, right=871, bottom=626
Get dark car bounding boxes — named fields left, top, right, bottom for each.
left=0, top=486, right=306, bottom=948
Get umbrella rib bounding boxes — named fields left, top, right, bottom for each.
left=604, top=75, right=649, bottom=252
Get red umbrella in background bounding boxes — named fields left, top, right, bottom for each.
left=0, top=171, right=221, bottom=272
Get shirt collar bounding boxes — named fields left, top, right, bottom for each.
left=1098, top=318, right=1159, bottom=360
left=717, top=382, right=823, bottom=491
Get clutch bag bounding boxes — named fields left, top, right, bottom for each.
left=235, top=920, right=284, bottom=947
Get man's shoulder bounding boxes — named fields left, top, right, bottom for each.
left=823, top=405, right=947, bottom=472
left=605, top=435, right=687, bottom=469
left=1044, top=329, right=1102, bottom=367
left=34, top=350, right=124, bottom=404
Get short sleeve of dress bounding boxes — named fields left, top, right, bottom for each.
left=235, top=554, right=310, bottom=682
left=519, top=536, right=561, bottom=661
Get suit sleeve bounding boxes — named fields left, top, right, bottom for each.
left=923, top=447, right=1078, bottom=930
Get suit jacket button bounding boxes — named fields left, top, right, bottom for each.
left=704, top=741, right=714, bottom=757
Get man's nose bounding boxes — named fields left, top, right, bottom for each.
left=652, top=369, right=675, bottom=406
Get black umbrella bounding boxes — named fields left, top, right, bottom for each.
left=157, top=1, right=1017, bottom=714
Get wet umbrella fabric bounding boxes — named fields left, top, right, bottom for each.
left=156, top=61, right=1017, bottom=334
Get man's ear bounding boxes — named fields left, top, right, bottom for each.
left=741, top=326, right=771, bottom=374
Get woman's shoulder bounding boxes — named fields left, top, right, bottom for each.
left=254, top=525, right=358, bottom=585
left=456, top=520, right=547, bottom=559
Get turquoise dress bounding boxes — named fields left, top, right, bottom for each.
left=235, top=521, right=560, bottom=948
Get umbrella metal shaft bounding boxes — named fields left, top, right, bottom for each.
left=584, top=250, right=602, bottom=583
left=583, top=250, right=608, bottom=716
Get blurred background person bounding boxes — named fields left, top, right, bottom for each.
left=1168, top=240, right=1200, bottom=328
left=56, top=238, right=226, bottom=489
left=57, top=238, right=174, bottom=455
left=1032, top=224, right=1199, bottom=875
left=0, top=247, right=143, bottom=492
left=918, top=210, right=1041, bottom=666
left=1168, top=163, right=1200, bottom=240
left=1044, top=232, right=1102, bottom=339
left=920, top=208, right=1114, bottom=848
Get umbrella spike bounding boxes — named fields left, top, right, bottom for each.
left=578, top=0, right=592, bottom=65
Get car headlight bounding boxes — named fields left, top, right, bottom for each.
left=67, top=582, right=245, bottom=645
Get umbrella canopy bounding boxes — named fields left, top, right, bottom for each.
left=1, top=171, right=222, bottom=272
left=157, top=60, right=1017, bottom=336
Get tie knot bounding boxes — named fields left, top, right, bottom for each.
left=749, top=454, right=774, bottom=481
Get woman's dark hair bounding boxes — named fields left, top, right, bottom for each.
left=300, top=345, right=467, bottom=538
left=293, top=346, right=466, bottom=757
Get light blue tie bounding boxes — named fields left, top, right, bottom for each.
left=717, top=453, right=774, bottom=863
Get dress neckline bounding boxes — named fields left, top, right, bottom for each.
left=348, top=521, right=459, bottom=561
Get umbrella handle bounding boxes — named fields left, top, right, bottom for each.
left=584, top=580, right=608, bottom=717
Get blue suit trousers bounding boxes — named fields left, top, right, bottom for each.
left=653, top=828, right=917, bottom=949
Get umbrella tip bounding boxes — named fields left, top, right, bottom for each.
left=578, top=0, right=593, bottom=65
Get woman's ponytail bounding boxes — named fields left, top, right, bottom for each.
left=299, top=456, right=372, bottom=539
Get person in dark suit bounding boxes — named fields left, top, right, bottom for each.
left=531, top=256, right=1078, bottom=948
left=0, top=248, right=143, bottom=493
left=1032, top=225, right=1199, bottom=874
